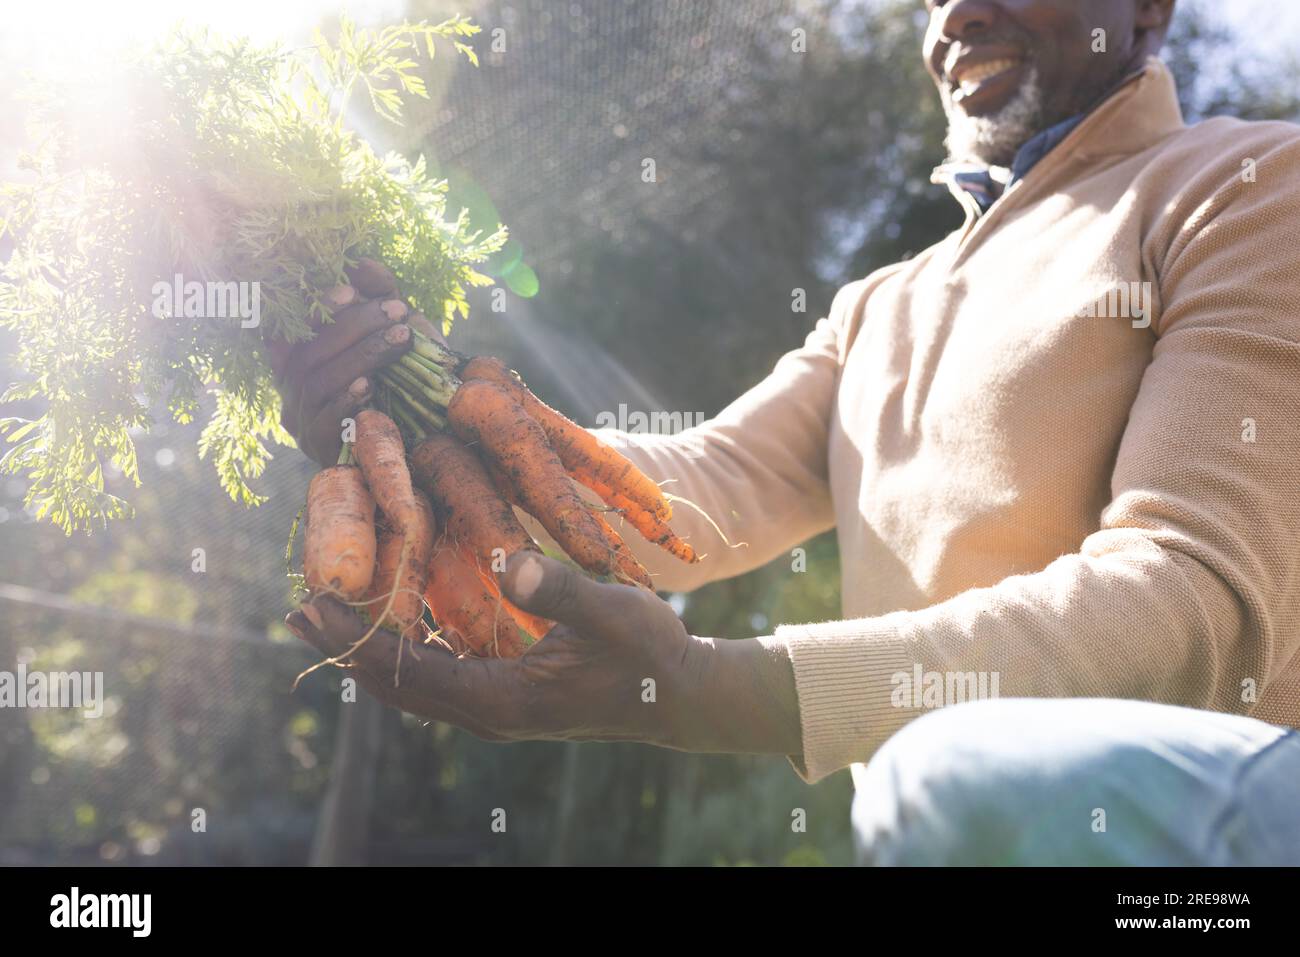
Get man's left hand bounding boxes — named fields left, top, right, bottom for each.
left=286, top=552, right=705, bottom=748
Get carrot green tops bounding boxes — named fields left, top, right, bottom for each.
left=562, top=58, right=1300, bottom=782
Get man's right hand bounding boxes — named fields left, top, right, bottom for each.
left=267, top=258, right=443, bottom=465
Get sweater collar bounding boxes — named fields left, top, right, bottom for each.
left=931, top=56, right=1186, bottom=213
left=934, top=113, right=1087, bottom=213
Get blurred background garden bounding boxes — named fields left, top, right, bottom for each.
left=1, top=0, right=1297, bottom=865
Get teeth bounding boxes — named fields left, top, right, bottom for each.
left=955, top=58, right=1020, bottom=95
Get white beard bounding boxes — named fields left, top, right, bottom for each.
left=941, top=65, right=1046, bottom=166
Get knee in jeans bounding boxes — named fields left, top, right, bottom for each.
left=855, top=700, right=1048, bottom=865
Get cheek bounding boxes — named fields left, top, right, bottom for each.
left=1023, top=5, right=1123, bottom=94
left=1046, top=2, right=1126, bottom=55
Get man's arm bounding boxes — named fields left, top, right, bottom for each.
left=773, top=135, right=1300, bottom=782
left=288, top=551, right=805, bottom=756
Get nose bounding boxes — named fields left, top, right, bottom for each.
left=934, top=0, right=1002, bottom=43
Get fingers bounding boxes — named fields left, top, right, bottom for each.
left=286, top=602, right=366, bottom=659
left=346, top=258, right=398, bottom=299
left=297, top=323, right=411, bottom=433
left=266, top=285, right=359, bottom=379
left=300, top=376, right=372, bottom=465
left=499, top=552, right=632, bottom=639
left=272, top=259, right=409, bottom=445
left=281, top=298, right=407, bottom=389
left=278, top=298, right=410, bottom=439
left=314, top=284, right=361, bottom=326
left=288, top=607, right=438, bottom=719
left=325, top=284, right=360, bottom=307
left=289, top=595, right=493, bottom=720
left=295, top=594, right=394, bottom=672
left=286, top=600, right=401, bottom=700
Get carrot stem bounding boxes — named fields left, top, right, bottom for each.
left=390, top=397, right=429, bottom=445
left=397, top=353, right=458, bottom=402
left=402, top=350, right=456, bottom=384
left=380, top=368, right=450, bottom=429
left=385, top=362, right=456, bottom=412
left=409, top=333, right=464, bottom=372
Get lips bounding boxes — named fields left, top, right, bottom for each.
left=945, top=52, right=1028, bottom=110
left=953, top=58, right=1022, bottom=97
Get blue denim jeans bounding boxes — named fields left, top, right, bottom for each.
left=851, top=698, right=1300, bottom=865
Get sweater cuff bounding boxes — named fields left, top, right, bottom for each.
left=775, top=617, right=917, bottom=784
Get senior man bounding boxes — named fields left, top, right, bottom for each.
left=281, top=0, right=1300, bottom=865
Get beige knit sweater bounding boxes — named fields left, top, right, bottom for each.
left=548, top=59, right=1300, bottom=783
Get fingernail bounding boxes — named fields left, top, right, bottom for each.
left=381, top=299, right=409, bottom=321
left=382, top=323, right=410, bottom=345
left=508, top=555, right=544, bottom=602
left=300, top=602, right=324, bottom=630
left=348, top=376, right=371, bottom=399
left=326, top=285, right=357, bottom=308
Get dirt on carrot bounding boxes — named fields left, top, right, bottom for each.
left=425, top=537, right=533, bottom=658
left=409, top=431, right=538, bottom=568
left=461, top=355, right=672, bottom=522
left=447, top=378, right=644, bottom=585
left=303, top=464, right=377, bottom=601
left=586, top=503, right=655, bottom=589
left=464, top=555, right=554, bottom=640
left=362, top=491, right=436, bottom=640
left=575, top=470, right=699, bottom=564
left=353, top=409, right=420, bottom=534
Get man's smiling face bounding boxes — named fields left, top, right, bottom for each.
left=923, top=0, right=1176, bottom=166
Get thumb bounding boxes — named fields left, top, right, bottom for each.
left=499, top=551, right=618, bottom=634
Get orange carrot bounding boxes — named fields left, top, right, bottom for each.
left=423, top=421, right=650, bottom=587
left=304, top=465, right=377, bottom=601
left=586, top=504, right=654, bottom=589
left=362, top=492, right=436, bottom=640
left=409, top=432, right=538, bottom=568
left=498, top=594, right=553, bottom=642
left=575, top=470, right=699, bottom=564
left=352, top=409, right=420, bottom=534
left=448, top=379, right=647, bottom=586
left=410, top=437, right=553, bottom=639
left=425, top=537, right=532, bottom=658
left=461, top=356, right=671, bottom=522
left=480, top=450, right=654, bottom=590
left=482, top=454, right=523, bottom=509
left=464, top=554, right=555, bottom=640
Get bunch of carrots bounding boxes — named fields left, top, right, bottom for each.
left=302, top=335, right=698, bottom=660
